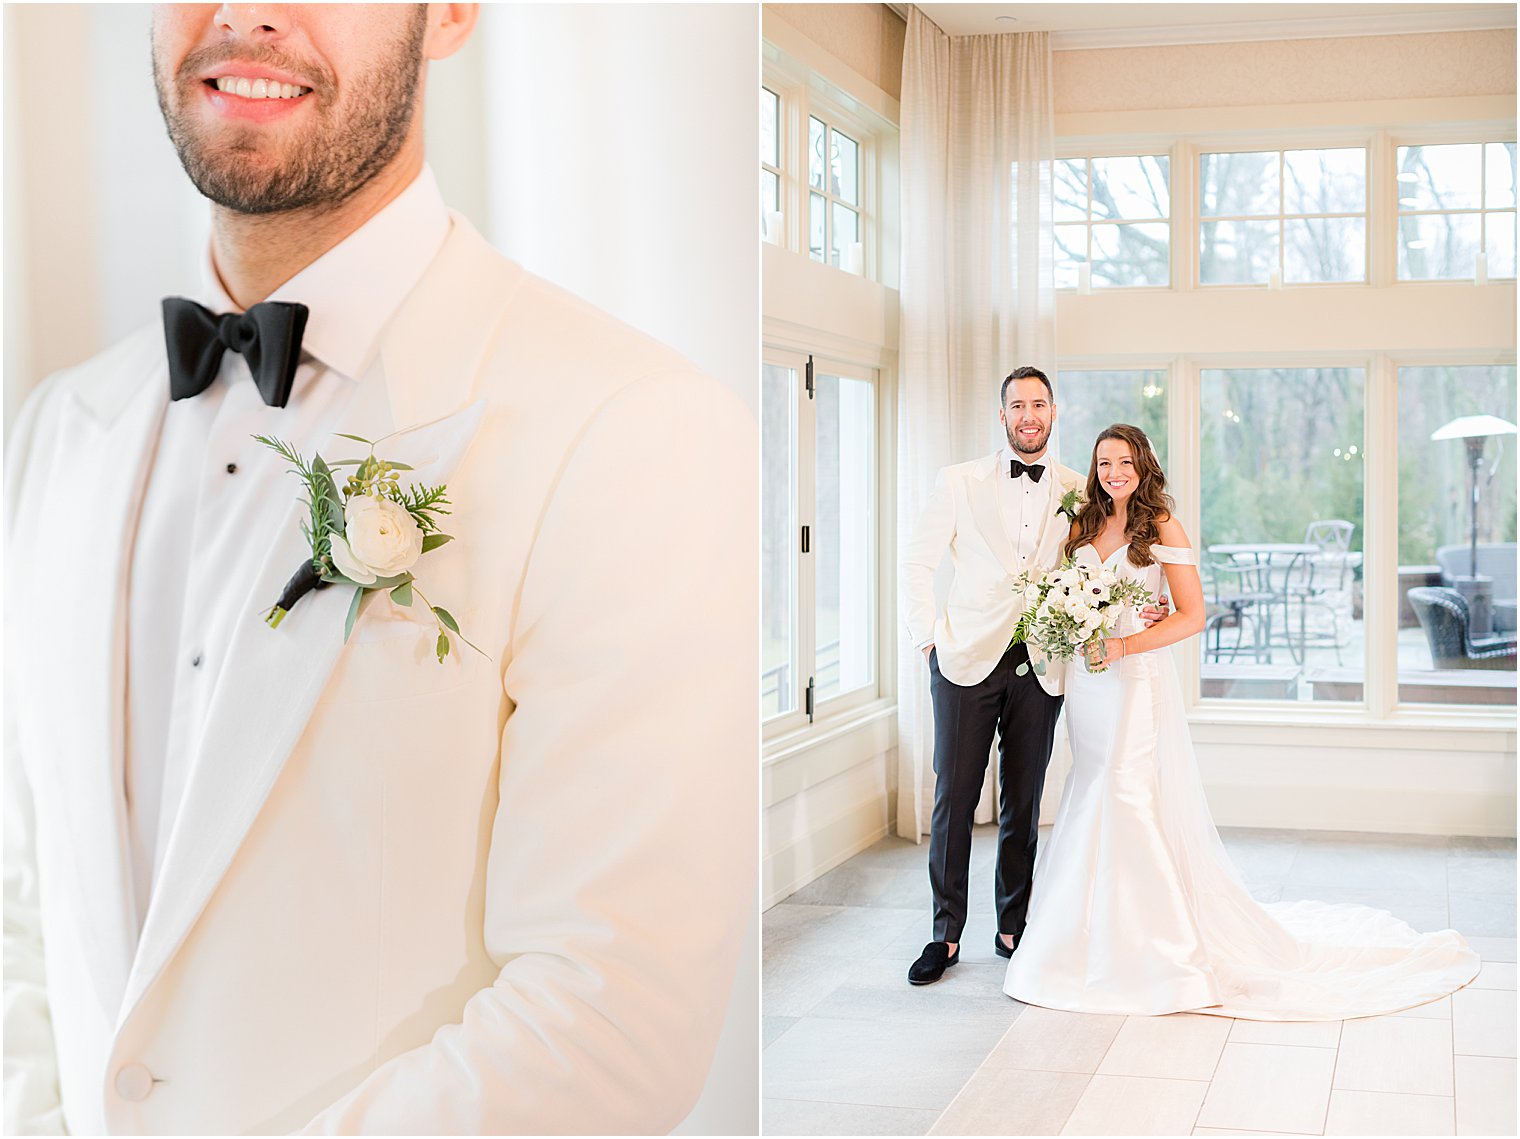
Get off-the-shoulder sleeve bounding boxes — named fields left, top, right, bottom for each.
left=1152, top=543, right=1196, bottom=565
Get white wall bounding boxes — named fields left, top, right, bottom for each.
left=3, top=5, right=761, bottom=1133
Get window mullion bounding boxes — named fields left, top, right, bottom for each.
left=1365, top=354, right=1399, bottom=717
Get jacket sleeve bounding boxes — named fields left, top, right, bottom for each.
left=900, top=467, right=955, bottom=649
left=4, top=384, right=69, bottom=1135
left=299, top=370, right=756, bottom=1134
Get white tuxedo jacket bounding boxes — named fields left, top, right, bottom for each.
left=901, top=453, right=1084, bottom=694
left=4, top=217, right=756, bottom=1135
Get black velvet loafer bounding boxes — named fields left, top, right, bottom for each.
left=994, top=932, right=1019, bottom=959
left=907, top=941, right=960, bottom=985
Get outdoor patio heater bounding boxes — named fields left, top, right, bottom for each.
left=1430, top=413, right=1516, bottom=637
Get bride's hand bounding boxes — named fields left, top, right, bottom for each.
left=1086, top=637, right=1121, bottom=668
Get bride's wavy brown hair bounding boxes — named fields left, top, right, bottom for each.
left=1063, top=424, right=1175, bottom=567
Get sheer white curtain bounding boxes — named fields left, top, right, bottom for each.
left=896, top=8, right=1057, bottom=839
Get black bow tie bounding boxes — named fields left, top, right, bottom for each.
left=1010, top=459, right=1045, bottom=482
left=163, top=297, right=309, bottom=408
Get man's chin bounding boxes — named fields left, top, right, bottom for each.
left=1011, top=436, right=1049, bottom=456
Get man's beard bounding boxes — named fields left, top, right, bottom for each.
left=1006, top=422, right=1050, bottom=455
left=153, top=14, right=427, bottom=215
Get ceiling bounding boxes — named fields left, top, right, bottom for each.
left=911, top=3, right=1517, bottom=48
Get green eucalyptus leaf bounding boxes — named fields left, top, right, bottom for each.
left=327, top=458, right=364, bottom=467
left=421, top=534, right=454, bottom=553
left=344, top=587, right=365, bottom=642
left=333, top=432, right=373, bottom=444
left=1016, top=662, right=1030, bottom=676
left=390, top=580, right=414, bottom=607
left=433, top=606, right=460, bottom=633
left=385, top=462, right=415, bottom=471
left=436, top=631, right=450, bottom=663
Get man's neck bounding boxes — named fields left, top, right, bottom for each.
left=209, top=146, right=424, bottom=309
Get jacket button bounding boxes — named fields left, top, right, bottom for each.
left=114, top=1062, right=155, bottom=1102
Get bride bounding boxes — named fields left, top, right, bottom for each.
left=1002, top=423, right=1479, bottom=1020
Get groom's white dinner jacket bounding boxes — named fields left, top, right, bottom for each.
left=902, top=451, right=1083, bottom=695
left=4, top=171, right=755, bottom=1135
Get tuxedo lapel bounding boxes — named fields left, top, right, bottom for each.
left=118, top=216, right=509, bottom=1026
left=30, top=369, right=166, bottom=1023
left=967, top=457, right=1015, bottom=570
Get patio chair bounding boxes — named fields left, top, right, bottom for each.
left=1202, top=549, right=1275, bottom=662
left=1407, top=586, right=1518, bottom=670
left=1281, top=519, right=1361, bottom=665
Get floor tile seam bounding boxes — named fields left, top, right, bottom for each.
left=761, top=1093, right=939, bottom=1112
left=1321, top=1015, right=1344, bottom=1137
left=1452, top=1049, right=1520, bottom=1059
left=1221, top=1037, right=1341, bottom=1049
left=926, top=1018, right=1080, bottom=1135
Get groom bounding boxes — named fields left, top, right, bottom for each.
left=900, top=367, right=1082, bottom=985
left=5, top=5, right=752, bottom=1134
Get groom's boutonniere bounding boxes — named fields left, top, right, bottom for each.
left=1056, top=487, right=1085, bottom=523
left=253, top=432, right=484, bottom=663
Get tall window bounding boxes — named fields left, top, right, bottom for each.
left=1396, top=364, right=1517, bottom=707
left=1397, top=142, right=1518, bottom=280
left=1197, top=367, right=1366, bottom=703
left=761, top=349, right=879, bottom=727
left=760, top=87, right=781, bottom=244
left=1200, top=148, right=1367, bottom=284
left=809, top=115, right=863, bottom=273
left=1054, top=369, right=1169, bottom=472
left=1055, top=155, right=1170, bottom=289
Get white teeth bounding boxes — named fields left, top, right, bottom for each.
left=213, top=76, right=309, bottom=99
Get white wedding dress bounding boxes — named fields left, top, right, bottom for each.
left=1002, top=542, right=1480, bottom=1020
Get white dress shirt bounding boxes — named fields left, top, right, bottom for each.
left=124, top=167, right=450, bottom=935
left=999, top=444, right=1054, bottom=571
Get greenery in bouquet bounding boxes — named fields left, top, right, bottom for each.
left=1009, top=559, right=1154, bottom=676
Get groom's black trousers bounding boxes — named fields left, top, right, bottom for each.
left=927, top=643, right=1063, bottom=945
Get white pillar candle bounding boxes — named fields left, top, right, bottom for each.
left=763, top=211, right=783, bottom=246
left=1076, top=263, right=1092, bottom=294
left=844, top=241, right=865, bottom=276
left=1476, top=252, right=1489, bottom=285
left=1268, top=267, right=1283, bottom=290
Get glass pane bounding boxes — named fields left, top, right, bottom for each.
left=1396, top=365, right=1517, bottom=707
left=1485, top=142, right=1517, bottom=208
left=1055, top=159, right=1088, bottom=223
left=1090, top=154, right=1169, bottom=220
left=1200, top=219, right=1279, bottom=284
left=1397, top=143, right=1483, bottom=211
left=831, top=204, right=859, bottom=272
left=832, top=128, right=860, bottom=206
left=1200, top=367, right=1366, bottom=704
left=761, top=171, right=780, bottom=242
left=761, top=87, right=779, bottom=168
left=1091, top=222, right=1168, bottom=287
left=761, top=363, right=798, bottom=718
left=1054, top=370, right=1169, bottom=474
left=808, top=116, right=826, bottom=192
left=809, top=192, right=825, bottom=263
left=1486, top=211, right=1517, bottom=278
left=1201, top=151, right=1279, bottom=216
left=1054, top=224, right=1087, bottom=289
left=1284, top=217, right=1365, bottom=283
left=1284, top=147, right=1365, bottom=215
left=814, top=371, right=876, bottom=703
left=1398, top=212, right=1481, bottom=280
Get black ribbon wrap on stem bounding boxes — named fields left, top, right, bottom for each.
left=265, top=559, right=331, bottom=627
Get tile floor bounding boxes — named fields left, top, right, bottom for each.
left=762, top=826, right=1517, bottom=1136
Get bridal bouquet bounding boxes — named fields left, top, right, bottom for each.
left=1010, top=561, right=1154, bottom=675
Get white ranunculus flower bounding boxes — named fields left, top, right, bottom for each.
left=1024, top=583, right=1042, bottom=603
left=334, top=495, right=424, bottom=581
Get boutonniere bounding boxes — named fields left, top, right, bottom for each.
left=253, top=432, right=484, bottom=663
left=1056, top=487, right=1085, bottom=523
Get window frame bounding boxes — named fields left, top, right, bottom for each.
left=1391, top=133, right=1519, bottom=283
left=1052, top=148, right=1175, bottom=292
left=1196, top=143, right=1372, bottom=288
left=762, top=334, right=890, bottom=741
left=761, top=59, right=884, bottom=281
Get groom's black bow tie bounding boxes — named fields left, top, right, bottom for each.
left=163, top=297, right=309, bottom=408
left=1010, top=459, right=1045, bottom=482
